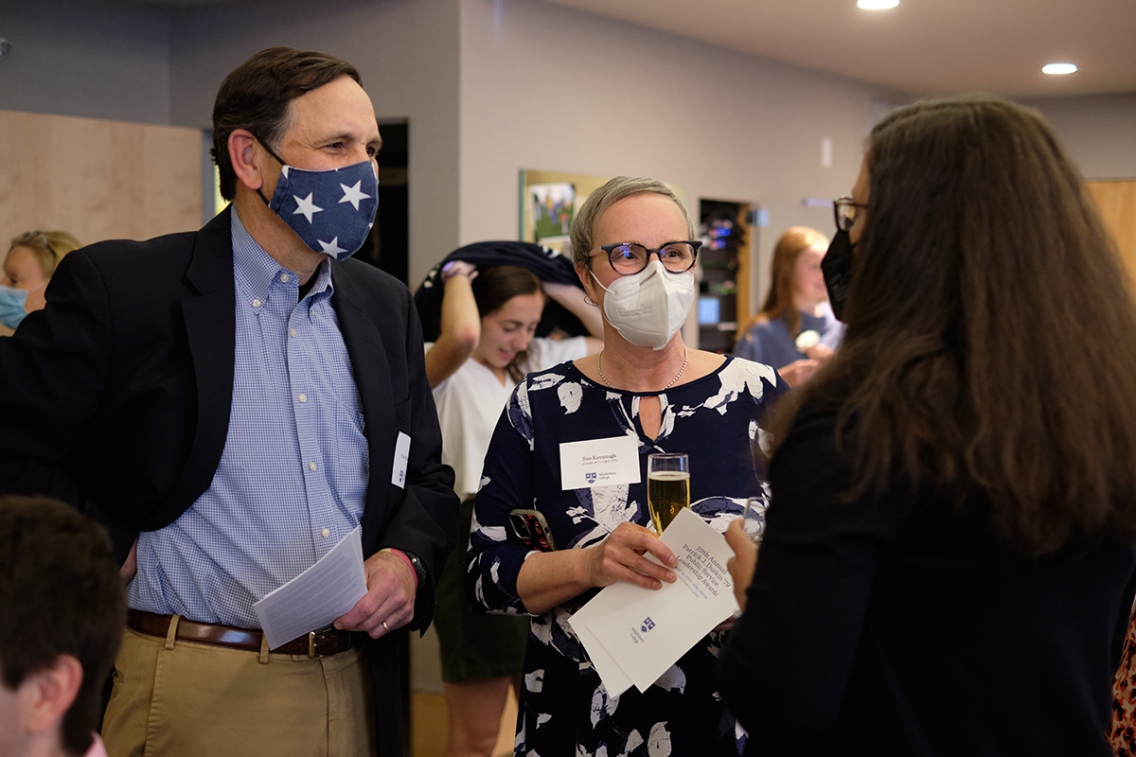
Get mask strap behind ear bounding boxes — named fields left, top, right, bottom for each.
left=251, top=133, right=287, bottom=206
left=589, top=270, right=611, bottom=293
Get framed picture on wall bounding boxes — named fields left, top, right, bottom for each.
left=529, top=182, right=575, bottom=246
left=519, top=169, right=685, bottom=257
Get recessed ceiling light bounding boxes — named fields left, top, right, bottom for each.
left=857, top=0, right=899, bottom=8
left=1042, top=63, right=1078, bottom=75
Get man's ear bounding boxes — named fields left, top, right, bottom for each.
left=22, top=654, right=83, bottom=736
left=229, top=129, right=265, bottom=193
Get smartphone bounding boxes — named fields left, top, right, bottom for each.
left=508, top=508, right=557, bottom=552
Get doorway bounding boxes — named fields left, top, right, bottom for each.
left=360, top=121, right=409, bottom=285
left=697, top=199, right=758, bottom=353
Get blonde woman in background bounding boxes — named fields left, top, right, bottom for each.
left=732, top=227, right=843, bottom=386
left=1, top=230, right=81, bottom=335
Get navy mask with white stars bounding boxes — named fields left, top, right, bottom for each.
left=256, top=138, right=379, bottom=260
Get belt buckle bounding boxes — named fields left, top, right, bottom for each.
left=308, top=626, right=340, bottom=658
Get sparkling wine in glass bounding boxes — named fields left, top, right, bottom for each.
left=647, top=453, right=690, bottom=533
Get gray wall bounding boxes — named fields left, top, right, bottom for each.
left=0, top=0, right=171, bottom=124
left=2, top=0, right=1134, bottom=290
left=1019, top=93, right=1136, bottom=180
left=166, top=0, right=462, bottom=287
left=457, top=0, right=892, bottom=308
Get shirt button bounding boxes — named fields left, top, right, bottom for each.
left=308, top=461, right=317, bottom=472
left=280, top=273, right=290, bottom=283
left=322, top=528, right=330, bottom=538
left=289, top=328, right=296, bottom=338
left=298, top=393, right=307, bottom=403
left=252, top=299, right=262, bottom=308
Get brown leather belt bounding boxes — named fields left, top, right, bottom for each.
left=127, top=610, right=353, bottom=658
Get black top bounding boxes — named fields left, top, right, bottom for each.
left=719, top=401, right=1136, bottom=756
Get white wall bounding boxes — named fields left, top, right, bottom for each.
left=457, top=0, right=896, bottom=308
left=166, top=0, right=463, bottom=287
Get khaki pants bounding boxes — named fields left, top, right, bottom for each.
left=102, top=621, right=376, bottom=757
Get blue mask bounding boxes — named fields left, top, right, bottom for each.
left=257, top=141, right=378, bottom=261
left=0, top=285, right=29, bottom=329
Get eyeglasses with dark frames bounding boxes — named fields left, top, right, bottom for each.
left=833, top=197, right=869, bottom=233
left=596, top=241, right=702, bottom=275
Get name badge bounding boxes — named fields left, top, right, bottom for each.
left=559, top=436, right=641, bottom=490
left=392, top=432, right=411, bottom=489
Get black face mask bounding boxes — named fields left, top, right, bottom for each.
left=821, top=229, right=855, bottom=322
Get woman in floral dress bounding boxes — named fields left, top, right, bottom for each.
left=466, top=176, right=785, bottom=756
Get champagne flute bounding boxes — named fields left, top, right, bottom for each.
left=743, top=496, right=765, bottom=543
left=647, top=453, right=690, bottom=533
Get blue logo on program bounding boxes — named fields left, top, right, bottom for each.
left=641, top=617, right=656, bottom=633
left=585, top=472, right=597, bottom=484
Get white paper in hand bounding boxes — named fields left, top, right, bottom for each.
left=570, top=508, right=739, bottom=695
left=253, top=526, right=368, bottom=650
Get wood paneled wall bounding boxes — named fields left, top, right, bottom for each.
left=1087, top=180, right=1136, bottom=286
left=0, top=110, right=202, bottom=250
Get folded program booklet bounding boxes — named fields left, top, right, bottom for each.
left=568, top=507, right=739, bottom=697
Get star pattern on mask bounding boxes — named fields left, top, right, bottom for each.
left=338, top=181, right=372, bottom=211
left=292, top=193, right=323, bottom=224
left=273, top=160, right=377, bottom=260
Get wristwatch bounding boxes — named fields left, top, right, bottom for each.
left=404, top=550, right=428, bottom=587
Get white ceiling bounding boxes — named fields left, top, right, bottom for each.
left=538, top=0, right=1136, bottom=99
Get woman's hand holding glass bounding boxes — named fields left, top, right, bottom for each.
left=584, top=521, right=678, bottom=591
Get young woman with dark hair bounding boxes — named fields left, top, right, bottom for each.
left=720, top=96, right=1136, bottom=756
left=425, top=261, right=601, bottom=757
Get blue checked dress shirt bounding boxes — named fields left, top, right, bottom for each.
left=128, top=210, right=369, bottom=628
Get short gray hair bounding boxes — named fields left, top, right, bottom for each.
left=569, top=176, right=695, bottom=266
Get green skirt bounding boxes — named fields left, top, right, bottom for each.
left=434, top=497, right=530, bottom=682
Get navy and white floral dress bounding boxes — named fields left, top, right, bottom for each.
left=466, top=356, right=785, bottom=757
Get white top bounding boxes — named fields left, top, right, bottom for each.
left=429, top=336, right=588, bottom=499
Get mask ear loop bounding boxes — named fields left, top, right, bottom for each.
left=250, top=133, right=288, bottom=206
left=588, top=269, right=612, bottom=293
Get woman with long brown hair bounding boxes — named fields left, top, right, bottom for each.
left=720, top=96, right=1136, bottom=755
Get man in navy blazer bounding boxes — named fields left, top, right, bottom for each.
left=0, top=48, right=457, bottom=757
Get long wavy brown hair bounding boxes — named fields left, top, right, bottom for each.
left=780, top=95, right=1136, bottom=556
